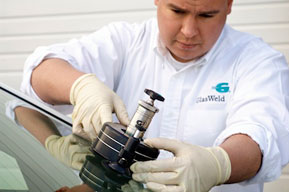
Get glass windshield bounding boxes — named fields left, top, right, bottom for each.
left=0, top=83, right=147, bottom=192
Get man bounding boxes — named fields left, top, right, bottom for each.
left=21, top=0, right=289, bottom=191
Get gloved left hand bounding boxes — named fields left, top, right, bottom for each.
left=130, top=138, right=231, bottom=192
left=45, top=134, right=92, bottom=170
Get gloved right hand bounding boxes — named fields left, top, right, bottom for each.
left=130, top=138, right=231, bottom=192
left=45, top=134, right=92, bottom=170
left=70, top=74, right=130, bottom=141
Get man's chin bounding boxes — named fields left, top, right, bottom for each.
left=171, top=54, right=200, bottom=63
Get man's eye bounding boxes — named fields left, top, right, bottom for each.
left=199, top=14, right=214, bottom=18
left=172, top=9, right=185, bottom=14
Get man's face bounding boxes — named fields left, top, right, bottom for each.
left=155, top=0, right=233, bottom=62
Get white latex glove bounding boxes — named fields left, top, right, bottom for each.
left=70, top=74, right=130, bottom=141
left=130, top=138, right=231, bottom=192
left=45, top=134, right=92, bottom=170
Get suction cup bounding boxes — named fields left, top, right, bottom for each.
left=79, top=155, right=129, bottom=191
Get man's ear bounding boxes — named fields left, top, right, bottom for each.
left=227, top=0, right=233, bottom=15
left=155, top=0, right=159, bottom=6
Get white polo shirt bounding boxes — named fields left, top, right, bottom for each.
left=21, top=18, right=289, bottom=192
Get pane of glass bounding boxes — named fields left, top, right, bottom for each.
left=0, top=83, right=146, bottom=192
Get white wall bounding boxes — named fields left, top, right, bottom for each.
left=1, top=0, right=289, bottom=89
left=0, top=0, right=289, bottom=190
left=0, top=0, right=157, bottom=89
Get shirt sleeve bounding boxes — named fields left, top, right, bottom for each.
left=214, top=41, right=289, bottom=184
left=20, top=21, right=137, bottom=105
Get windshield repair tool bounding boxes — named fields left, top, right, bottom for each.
left=79, top=89, right=165, bottom=190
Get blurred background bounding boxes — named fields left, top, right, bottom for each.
left=0, top=0, right=288, bottom=191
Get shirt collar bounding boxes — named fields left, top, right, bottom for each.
left=153, top=24, right=228, bottom=68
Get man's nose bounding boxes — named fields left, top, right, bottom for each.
left=181, top=17, right=199, bottom=38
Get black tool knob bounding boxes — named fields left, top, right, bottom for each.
left=135, top=120, right=146, bottom=132
left=144, top=89, right=165, bottom=102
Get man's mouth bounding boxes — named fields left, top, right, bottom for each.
left=177, top=41, right=200, bottom=49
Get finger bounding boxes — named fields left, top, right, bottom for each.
left=71, top=151, right=90, bottom=168
left=71, top=103, right=86, bottom=122
left=73, top=123, right=93, bottom=142
left=71, top=105, right=80, bottom=120
left=70, top=149, right=87, bottom=170
left=72, top=134, right=91, bottom=146
left=144, top=138, right=185, bottom=156
left=72, top=121, right=84, bottom=135
left=132, top=172, right=178, bottom=185
left=71, top=161, right=83, bottom=171
left=73, top=153, right=89, bottom=164
left=146, top=182, right=184, bottom=192
left=121, top=184, right=133, bottom=192
left=73, top=129, right=91, bottom=142
left=113, top=97, right=130, bottom=126
left=98, top=105, right=113, bottom=124
left=91, top=114, right=102, bottom=135
left=78, top=146, right=91, bottom=154
left=130, top=158, right=180, bottom=173
left=72, top=111, right=92, bottom=140
left=128, top=180, right=144, bottom=191
left=68, top=134, right=90, bottom=145
left=84, top=124, right=97, bottom=141
left=81, top=113, right=98, bottom=140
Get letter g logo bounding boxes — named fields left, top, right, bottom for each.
left=214, top=83, right=229, bottom=93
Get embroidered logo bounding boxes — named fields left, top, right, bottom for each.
left=212, top=82, right=229, bottom=93
left=195, top=83, right=229, bottom=104
left=196, top=95, right=225, bottom=103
